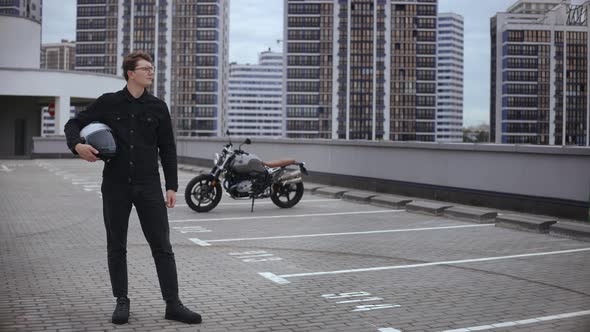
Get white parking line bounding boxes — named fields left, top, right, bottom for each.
left=170, top=209, right=402, bottom=223
left=259, top=247, right=590, bottom=284
left=440, top=309, right=590, bottom=331
left=189, top=224, right=493, bottom=246
left=189, top=238, right=211, bottom=246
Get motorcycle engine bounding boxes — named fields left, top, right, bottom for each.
left=227, top=177, right=254, bottom=197
left=227, top=173, right=268, bottom=198
left=235, top=180, right=252, bottom=193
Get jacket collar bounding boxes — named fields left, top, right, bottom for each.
left=122, top=86, right=149, bottom=103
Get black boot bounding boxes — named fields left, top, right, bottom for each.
left=112, top=296, right=130, bottom=324
left=165, top=300, right=202, bottom=324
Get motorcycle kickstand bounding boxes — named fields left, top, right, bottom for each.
left=250, top=197, right=255, bottom=213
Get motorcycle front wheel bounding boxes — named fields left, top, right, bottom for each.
left=270, top=182, right=304, bottom=208
left=184, top=174, right=222, bottom=212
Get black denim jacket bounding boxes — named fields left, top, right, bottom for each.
left=64, top=87, right=178, bottom=191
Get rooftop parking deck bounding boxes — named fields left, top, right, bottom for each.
left=1, top=159, right=589, bottom=331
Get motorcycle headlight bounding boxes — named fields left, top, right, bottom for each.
left=214, top=153, right=220, bottom=166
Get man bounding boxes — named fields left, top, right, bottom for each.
left=64, top=51, right=201, bottom=325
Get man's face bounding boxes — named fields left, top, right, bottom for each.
left=128, top=59, right=154, bottom=87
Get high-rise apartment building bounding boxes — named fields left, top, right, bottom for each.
left=284, top=0, right=438, bottom=141
left=41, top=39, right=76, bottom=70
left=75, top=0, right=229, bottom=137
left=436, top=13, right=463, bottom=142
left=491, top=0, right=589, bottom=145
left=75, top=0, right=118, bottom=75
left=172, top=0, right=230, bottom=137
left=283, top=0, right=334, bottom=139
left=0, top=0, right=42, bottom=23
left=227, top=50, right=283, bottom=137
left=506, top=0, right=564, bottom=15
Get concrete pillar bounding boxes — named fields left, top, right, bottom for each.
left=54, top=95, right=71, bottom=136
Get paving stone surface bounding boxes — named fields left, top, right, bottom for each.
left=1, top=160, right=589, bottom=332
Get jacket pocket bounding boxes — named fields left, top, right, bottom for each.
left=139, top=113, right=159, bottom=146
left=105, top=113, right=128, bottom=129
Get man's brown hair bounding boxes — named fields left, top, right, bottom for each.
left=122, top=51, right=153, bottom=81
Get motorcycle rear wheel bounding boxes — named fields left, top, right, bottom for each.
left=270, top=182, right=304, bottom=208
left=185, top=174, right=222, bottom=212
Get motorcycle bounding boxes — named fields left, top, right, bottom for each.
left=184, top=132, right=308, bottom=213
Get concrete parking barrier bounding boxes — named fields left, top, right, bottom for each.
left=549, top=222, right=590, bottom=242
left=496, top=214, right=557, bottom=233
left=342, top=191, right=379, bottom=203
left=179, top=165, right=203, bottom=173
left=406, top=201, right=453, bottom=216
left=369, top=195, right=413, bottom=209
left=313, top=186, right=350, bottom=198
left=304, top=183, right=325, bottom=193
left=444, top=206, right=498, bottom=224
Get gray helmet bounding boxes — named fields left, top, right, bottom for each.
left=80, top=122, right=117, bottom=159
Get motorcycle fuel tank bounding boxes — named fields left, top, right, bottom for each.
left=230, top=154, right=266, bottom=174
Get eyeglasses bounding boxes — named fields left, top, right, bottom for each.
left=134, top=66, right=155, bottom=73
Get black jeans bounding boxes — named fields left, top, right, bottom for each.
left=101, top=181, right=179, bottom=301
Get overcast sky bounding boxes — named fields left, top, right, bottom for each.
left=42, top=0, right=518, bottom=126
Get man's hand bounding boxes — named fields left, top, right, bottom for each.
left=75, top=143, right=99, bottom=162
left=166, top=190, right=176, bottom=208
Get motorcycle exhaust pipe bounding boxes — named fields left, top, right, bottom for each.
left=281, top=177, right=302, bottom=185
left=278, top=170, right=301, bottom=182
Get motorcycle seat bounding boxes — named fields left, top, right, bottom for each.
left=263, top=159, right=297, bottom=168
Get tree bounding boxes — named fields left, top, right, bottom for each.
left=463, top=124, right=490, bottom=143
